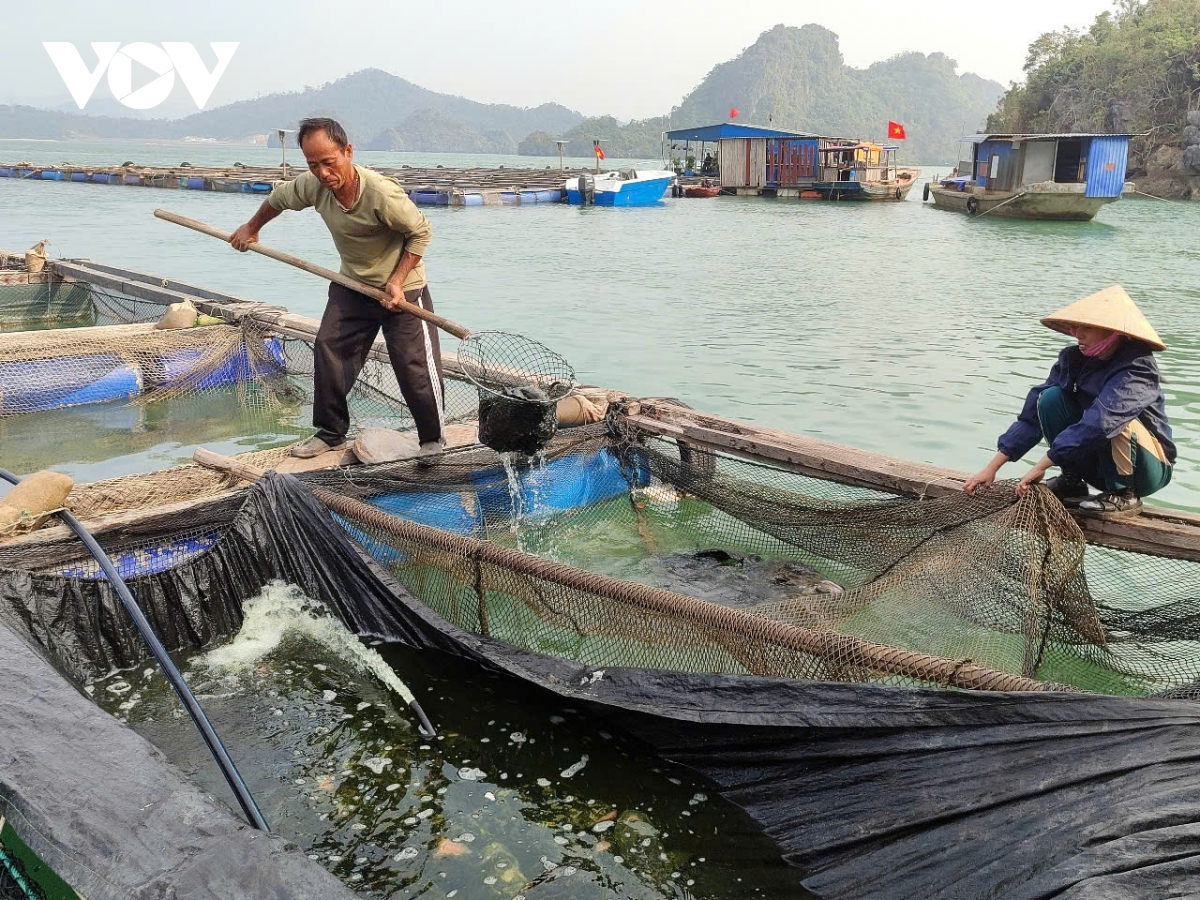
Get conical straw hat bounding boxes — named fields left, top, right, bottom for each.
left=1041, top=285, right=1165, bottom=351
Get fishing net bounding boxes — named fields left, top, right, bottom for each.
left=0, top=278, right=479, bottom=514
left=458, top=331, right=576, bottom=455
left=6, top=413, right=1200, bottom=698
left=292, top=427, right=1165, bottom=695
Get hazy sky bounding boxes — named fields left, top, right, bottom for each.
left=4, top=0, right=1116, bottom=119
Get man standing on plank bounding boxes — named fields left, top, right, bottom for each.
left=230, top=117, right=443, bottom=458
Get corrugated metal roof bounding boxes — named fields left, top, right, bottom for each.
left=962, top=133, right=1134, bottom=142
left=663, top=123, right=820, bottom=142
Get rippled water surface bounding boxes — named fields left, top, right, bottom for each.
left=2, top=139, right=1199, bottom=509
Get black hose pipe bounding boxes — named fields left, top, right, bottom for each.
left=0, top=469, right=268, bottom=832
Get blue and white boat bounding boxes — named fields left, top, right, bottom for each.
left=565, top=169, right=675, bottom=206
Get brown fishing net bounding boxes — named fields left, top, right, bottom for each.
left=294, top=428, right=1172, bottom=695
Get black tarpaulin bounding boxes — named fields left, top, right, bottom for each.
left=0, top=620, right=357, bottom=900
left=3, top=473, right=1200, bottom=899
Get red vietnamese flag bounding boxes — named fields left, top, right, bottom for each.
left=887, top=120, right=906, bottom=140
left=729, top=107, right=739, bottom=119
left=594, top=144, right=605, bottom=161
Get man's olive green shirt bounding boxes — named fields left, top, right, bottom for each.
left=268, top=164, right=432, bottom=290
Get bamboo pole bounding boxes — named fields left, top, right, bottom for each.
left=154, top=210, right=472, bottom=339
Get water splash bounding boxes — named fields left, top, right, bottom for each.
left=197, top=580, right=415, bottom=705
left=500, top=453, right=526, bottom=528
left=500, top=452, right=532, bottom=553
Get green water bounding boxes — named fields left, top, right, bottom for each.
left=0, top=387, right=309, bottom=482
left=2, top=139, right=1199, bottom=510
left=86, top=582, right=808, bottom=900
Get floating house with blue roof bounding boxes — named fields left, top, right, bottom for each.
left=663, top=123, right=918, bottom=200
left=662, top=123, right=841, bottom=195
left=925, top=133, right=1133, bottom=221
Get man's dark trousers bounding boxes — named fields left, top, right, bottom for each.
left=313, top=282, right=445, bottom=446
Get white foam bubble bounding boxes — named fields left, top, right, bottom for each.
left=195, top=581, right=415, bottom=706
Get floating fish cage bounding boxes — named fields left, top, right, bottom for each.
left=0, top=271, right=482, bottom=485
left=5, top=262, right=1200, bottom=899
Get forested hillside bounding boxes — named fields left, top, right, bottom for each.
left=988, top=0, right=1200, bottom=197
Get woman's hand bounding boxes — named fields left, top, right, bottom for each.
left=964, top=468, right=996, bottom=496
left=964, top=451, right=1009, bottom=496
left=1016, top=456, right=1054, bottom=497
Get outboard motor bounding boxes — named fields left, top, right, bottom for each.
left=578, top=173, right=595, bottom=205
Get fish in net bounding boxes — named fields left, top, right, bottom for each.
left=457, top=331, right=575, bottom=455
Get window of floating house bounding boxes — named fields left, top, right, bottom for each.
left=990, top=154, right=1002, bottom=188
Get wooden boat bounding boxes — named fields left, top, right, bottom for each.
left=924, top=133, right=1131, bottom=221
left=683, top=184, right=721, bottom=198
left=810, top=143, right=920, bottom=201
left=927, top=181, right=1121, bottom=221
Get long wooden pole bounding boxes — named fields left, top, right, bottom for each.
left=154, top=209, right=472, bottom=340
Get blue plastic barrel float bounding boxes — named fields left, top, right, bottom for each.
left=91, top=173, right=119, bottom=184
left=534, top=189, right=561, bottom=203
left=123, top=174, right=141, bottom=185
left=500, top=191, right=521, bottom=205
left=70, top=172, right=89, bottom=182
left=0, top=168, right=11, bottom=178
left=147, top=336, right=285, bottom=390
left=185, top=176, right=207, bottom=190
left=58, top=532, right=221, bottom=578
left=0, top=355, right=141, bottom=415
left=244, top=181, right=273, bottom=193
left=409, top=190, right=450, bottom=206
left=40, top=170, right=65, bottom=181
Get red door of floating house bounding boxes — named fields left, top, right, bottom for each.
left=775, top=139, right=817, bottom=185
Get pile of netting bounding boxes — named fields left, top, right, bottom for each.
left=6, top=419, right=1200, bottom=697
